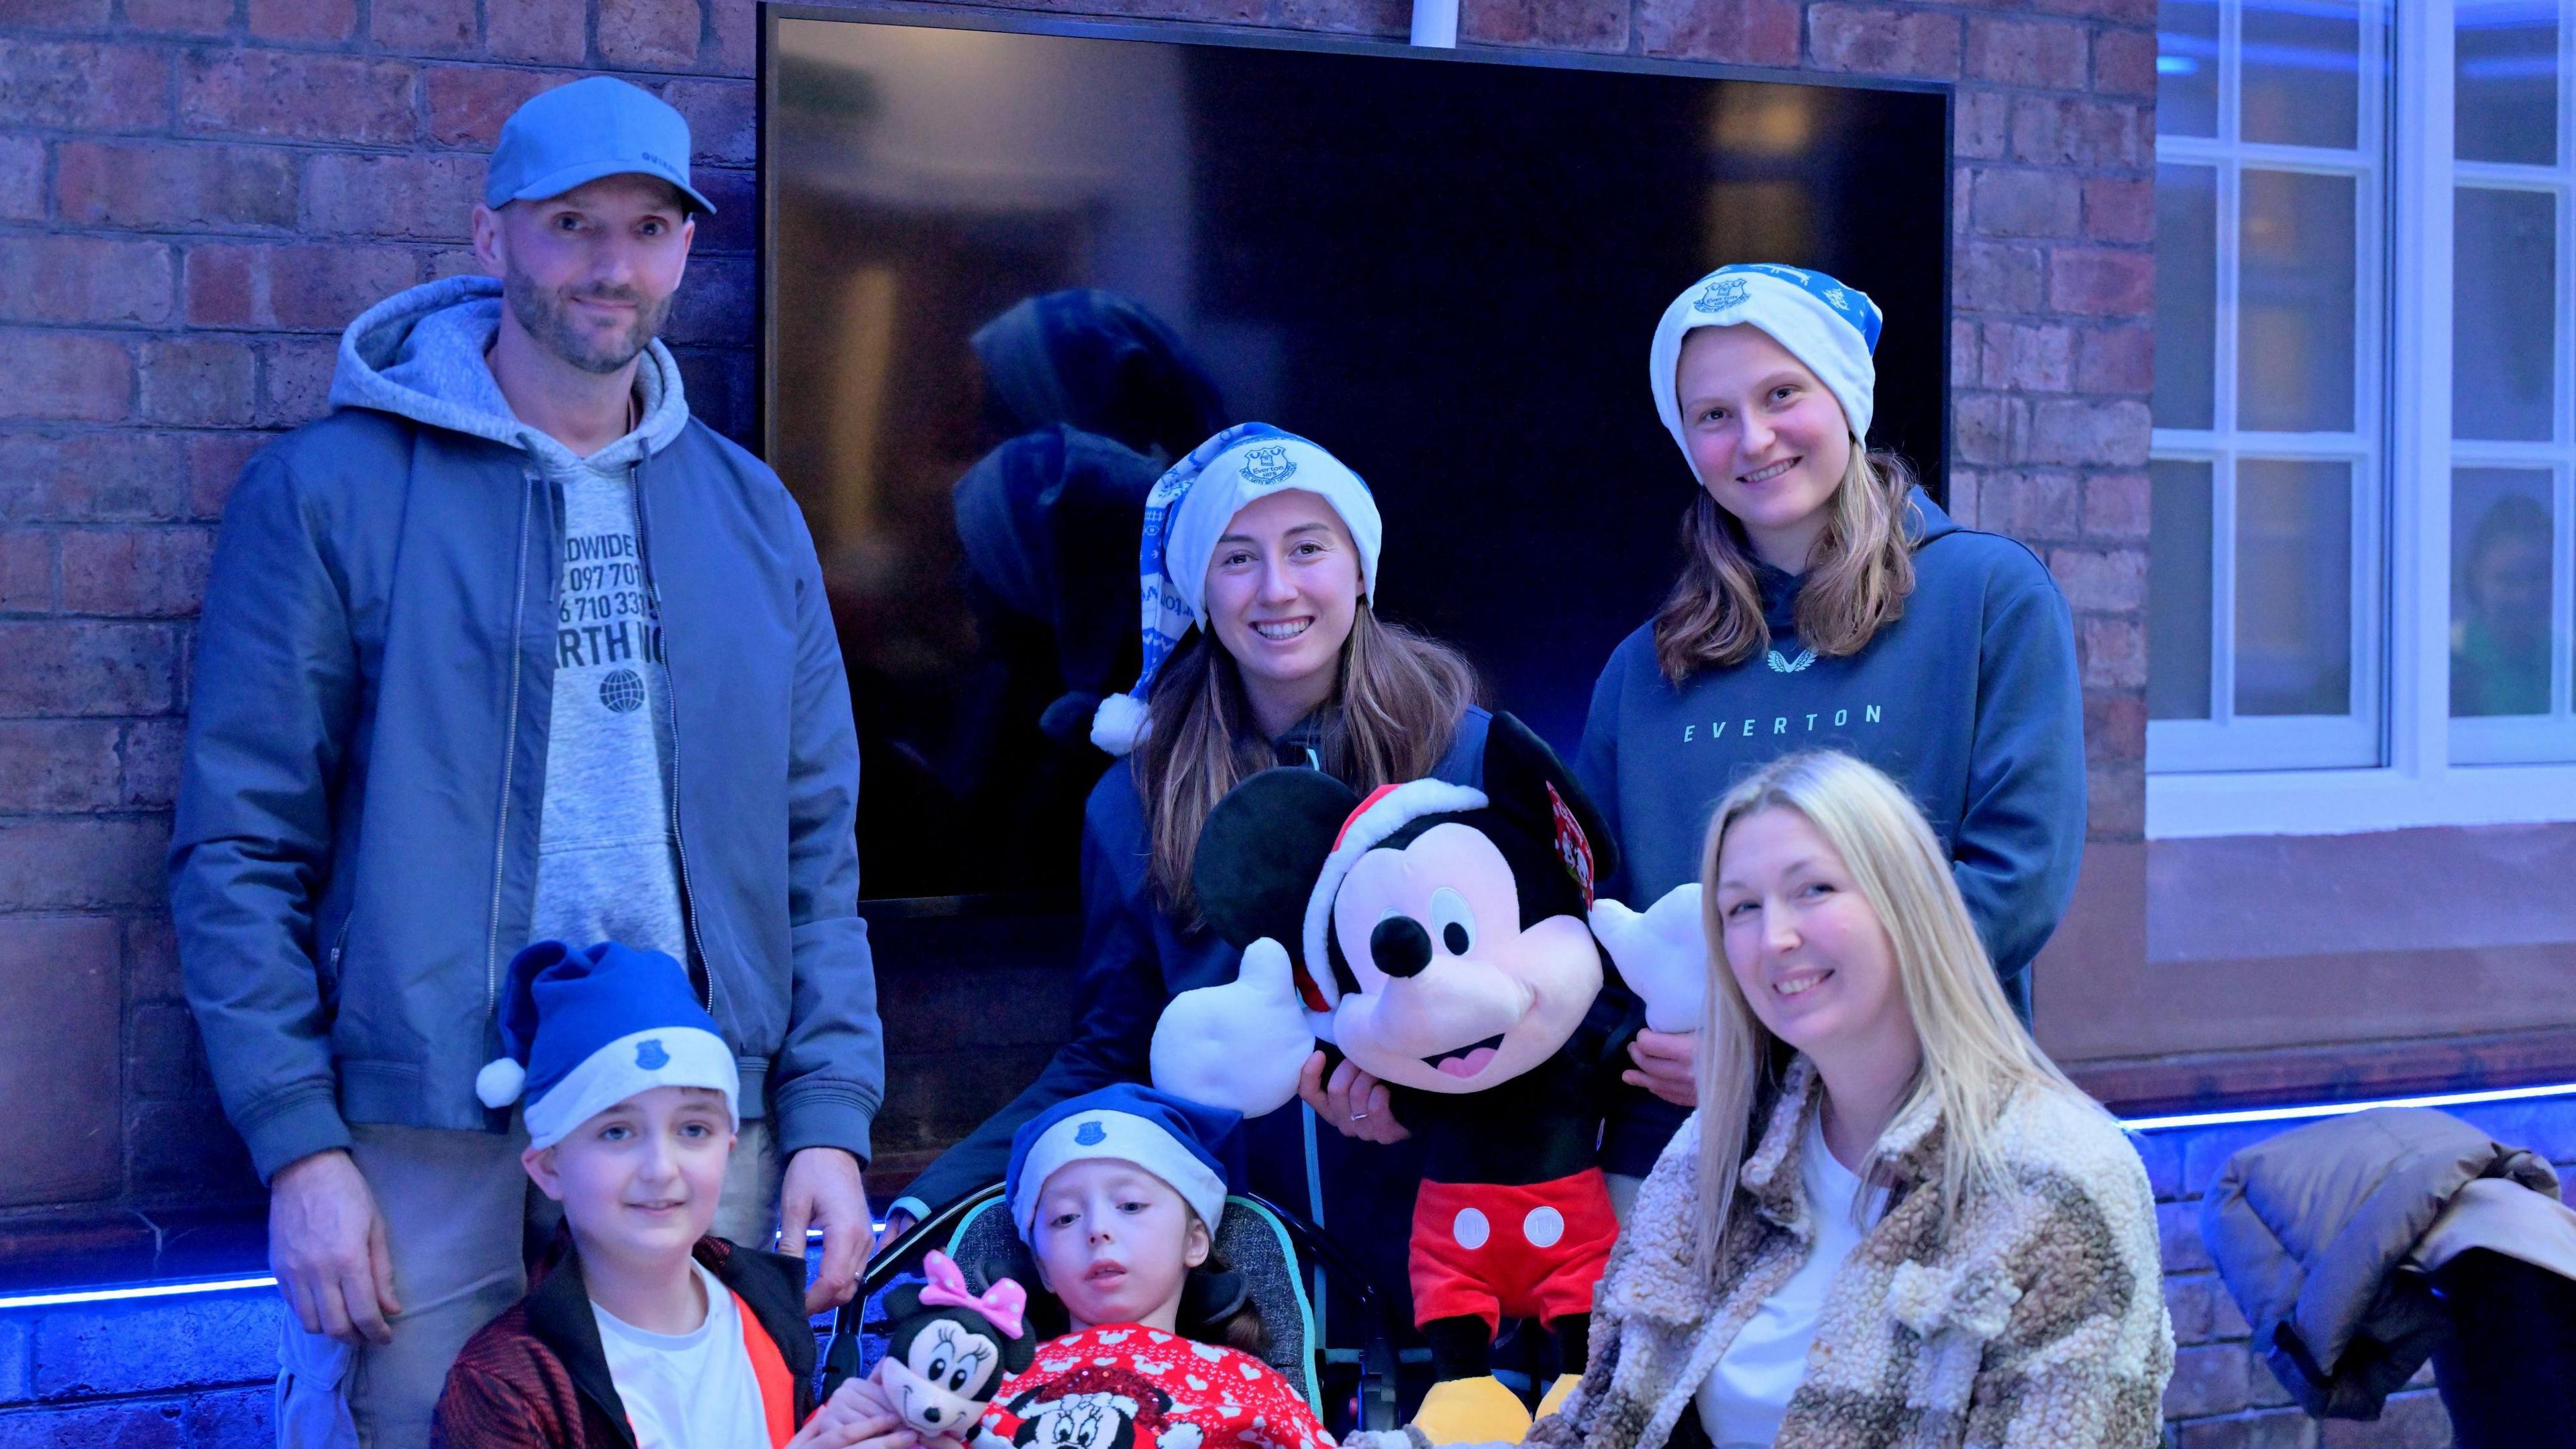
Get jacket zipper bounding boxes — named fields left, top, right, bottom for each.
left=629, top=457, right=716, bottom=1010
left=484, top=477, right=535, bottom=1027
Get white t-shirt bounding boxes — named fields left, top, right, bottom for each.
left=1695, top=1110, right=1886, bottom=1448
left=593, top=1260, right=771, bottom=1449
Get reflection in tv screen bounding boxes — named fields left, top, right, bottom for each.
left=764, top=14, right=1949, bottom=901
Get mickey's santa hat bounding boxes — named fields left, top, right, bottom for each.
left=475, top=939, right=738, bottom=1149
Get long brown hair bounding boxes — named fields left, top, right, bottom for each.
left=1139, top=606, right=1477, bottom=918
left=1652, top=443, right=1923, bottom=682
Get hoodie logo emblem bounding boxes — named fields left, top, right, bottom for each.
left=1766, top=648, right=1817, bottom=674
left=599, top=668, right=645, bottom=713
left=1695, top=278, right=1750, bottom=313
left=1239, top=445, right=1296, bottom=485
left=635, top=1039, right=669, bottom=1070
left=1075, top=1121, right=1107, bottom=1146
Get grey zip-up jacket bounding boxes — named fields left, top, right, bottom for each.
left=171, top=276, right=882, bottom=1181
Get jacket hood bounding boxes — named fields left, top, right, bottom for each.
left=327, top=274, right=690, bottom=474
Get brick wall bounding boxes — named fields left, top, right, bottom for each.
left=0, top=0, right=2150, bottom=1253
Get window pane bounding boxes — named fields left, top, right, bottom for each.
left=2452, top=468, right=2557, bottom=717
left=2155, top=164, right=2219, bottom=431
left=2235, top=459, right=2353, bottom=715
left=2238, top=169, right=2357, bottom=433
left=2150, top=460, right=2216, bottom=719
left=2454, top=186, right=2559, bottom=442
left=2243, top=0, right=2361, bottom=149
left=2159, top=0, right=2221, bottom=138
left=2457, top=0, right=2560, bottom=164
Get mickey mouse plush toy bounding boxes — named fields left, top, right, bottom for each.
left=1150, top=715, right=1698, bottom=1446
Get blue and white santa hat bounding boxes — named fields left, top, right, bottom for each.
left=1648, top=263, right=1885, bottom=470
left=475, top=939, right=739, bottom=1150
left=1005, top=1083, right=1241, bottom=1240
left=1089, top=422, right=1384, bottom=757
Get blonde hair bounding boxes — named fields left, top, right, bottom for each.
left=1690, top=750, right=2090, bottom=1263
left=1139, top=606, right=1477, bottom=919
left=1652, top=441, right=1922, bottom=682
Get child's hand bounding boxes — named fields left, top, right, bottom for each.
left=789, top=1379, right=914, bottom=1449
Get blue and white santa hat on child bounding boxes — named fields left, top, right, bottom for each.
left=1648, top=264, right=1885, bottom=472
left=1005, top=1083, right=1242, bottom=1239
left=1089, top=422, right=1384, bottom=757
left=475, top=939, right=739, bottom=1150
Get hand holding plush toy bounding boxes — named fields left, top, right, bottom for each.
left=870, top=1252, right=1040, bottom=1448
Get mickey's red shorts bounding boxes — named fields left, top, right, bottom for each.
left=1408, top=1169, right=1618, bottom=1332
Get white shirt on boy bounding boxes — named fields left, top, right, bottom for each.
left=592, top=1258, right=770, bottom=1449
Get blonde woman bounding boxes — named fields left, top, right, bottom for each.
left=1536, top=751, right=2169, bottom=1449
left=1574, top=265, right=2086, bottom=1189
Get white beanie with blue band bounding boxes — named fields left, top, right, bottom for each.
left=1090, top=423, right=1384, bottom=757
left=1648, top=264, right=1885, bottom=474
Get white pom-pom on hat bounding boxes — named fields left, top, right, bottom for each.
left=1091, top=692, right=1151, bottom=757
left=476, top=1056, right=527, bottom=1110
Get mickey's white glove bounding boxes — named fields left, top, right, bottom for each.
left=1150, top=937, right=1316, bottom=1116
left=1590, top=883, right=1708, bottom=1033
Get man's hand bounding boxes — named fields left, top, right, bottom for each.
left=879, top=1208, right=917, bottom=1247
left=1297, top=1051, right=1411, bottom=1144
left=1621, top=1029, right=1698, bottom=1109
left=781, top=1146, right=871, bottom=1315
left=269, top=1148, right=399, bottom=1346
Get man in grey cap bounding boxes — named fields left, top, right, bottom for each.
left=171, top=76, right=883, bottom=1444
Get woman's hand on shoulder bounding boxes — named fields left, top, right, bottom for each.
left=1298, top=1051, right=1411, bottom=1144
left=1621, top=1030, right=1698, bottom=1109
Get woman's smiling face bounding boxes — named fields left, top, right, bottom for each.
left=1675, top=324, right=1854, bottom=572
left=1201, top=488, right=1362, bottom=703
left=1713, top=805, right=1909, bottom=1059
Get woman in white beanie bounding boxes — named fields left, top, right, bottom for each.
left=891, top=423, right=1487, bottom=1347
left=1572, top=265, right=2088, bottom=1203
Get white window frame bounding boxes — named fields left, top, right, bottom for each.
left=2149, top=0, right=2576, bottom=837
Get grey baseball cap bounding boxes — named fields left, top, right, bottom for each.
left=484, top=76, right=716, bottom=216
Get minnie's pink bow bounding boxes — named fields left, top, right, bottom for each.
left=918, top=1249, right=1028, bottom=1340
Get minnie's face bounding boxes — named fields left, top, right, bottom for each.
left=880, top=1317, right=1007, bottom=1434
left=1325, top=823, right=1601, bottom=1093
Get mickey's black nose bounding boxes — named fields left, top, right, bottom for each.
left=1371, top=916, right=1434, bottom=979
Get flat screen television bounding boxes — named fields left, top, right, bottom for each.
left=761, top=7, right=1950, bottom=902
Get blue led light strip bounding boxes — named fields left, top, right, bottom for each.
left=2119, top=1079, right=2576, bottom=1134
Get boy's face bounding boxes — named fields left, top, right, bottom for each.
left=1028, top=1159, right=1210, bottom=1333
left=524, top=1085, right=734, bottom=1264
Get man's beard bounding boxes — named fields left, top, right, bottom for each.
left=502, top=268, right=672, bottom=376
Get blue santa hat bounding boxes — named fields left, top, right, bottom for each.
left=1648, top=263, right=1884, bottom=469
left=1089, top=422, right=1384, bottom=757
left=475, top=940, right=739, bottom=1150
left=1005, top=1083, right=1241, bottom=1240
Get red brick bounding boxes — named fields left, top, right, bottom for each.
left=0, top=816, right=170, bottom=911
left=2084, top=175, right=2153, bottom=242
left=0, top=134, right=43, bottom=221
left=2049, top=247, right=2153, bottom=317
left=0, top=431, right=190, bottom=523
left=2083, top=470, right=2151, bottom=539
left=490, top=0, right=588, bottom=63
left=1955, top=240, right=2044, bottom=313
left=1464, top=0, right=1627, bottom=50
left=2087, top=760, right=2143, bottom=839
left=60, top=526, right=215, bottom=618
left=1950, top=319, right=1978, bottom=384
left=140, top=337, right=258, bottom=427
left=0, top=620, right=182, bottom=714
left=0, top=720, right=123, bottom=810
left=127, top=914, right=184, bottom=1005
left=1970, top=168, right=2081, bottom=239
left=258, top=337, right=337, bottom=427
left=1966, top=15, right=2088, bottom=89
left=2051, top=545, right=2145, bottom=612
left=668, top=344, right=750, bottom=442
left=2082, top=614, right=2145, bottom=688
left=185, top=242, right=418, bottom=331
left=2321, top=1391, right=2451, bottom=1448
left=1953, top=392, right=2026, bottom=466
left=2078, top=325, right=2153, bottom=394
left=2084, top=690, right=2146, bottom=765
left=178, top=48, right=418, bottom=146
left=657, top=78, right=755, bottom=166
left=1943, top=468, right=1982, bottom=528
left=2094, top=25, right=2157, bottom=98
left=599, top=0, right=704, bottom=68
left=189, top=432, right=268, bottom=519
left=0, top=528, right=51, bottom=612
left=2031, top=396, right=2150, bottom=466
left=0, top=332, right=133, bottom=423
left=0, top=40, right=172, bottom=131
left=1807, top=4, right=1960, bottom=78
left=119, top=716, right=186, bottom=809
left=0, top=915, right=122, bottom=1207
left=1980, top=322, right=2076, bottom=392
left=372, top=0, right=481, bottom=52
left=428, top=245, right=486, bottom=280
left=56, top=140, right=301, bottom=233
left=2012, top=95, right=2145, bottom=168
left=5, top=0, right=113, bottom=25
left=688, top=168, right=757, bottom=254
left=425, top=66, right=564, bottom=149
left=0, top=237, right=174, bottom=327
left=1955, top=89, right=2009, bottom=160
left=306, top=152, right=482, bottom=239
left=663, top=256, right=754, bottom=347
left=249, top=0, right=356, bottom=39
left=126, top=0, right=235, bottom=34
left=710, top=0, right=757, bottom=75
left=1267, top=0, right=1409, bottom=34
left=1980, top=469, right=2083, bottom=541
left=2176, top=1408, right=2318, bottom=1449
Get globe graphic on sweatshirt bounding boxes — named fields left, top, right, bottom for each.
left=598, top=669, right=645, bottom=714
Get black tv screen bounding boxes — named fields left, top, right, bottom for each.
left=762, top=8, right=1949, bottom=900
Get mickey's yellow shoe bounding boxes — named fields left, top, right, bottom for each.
left=1410, top=1375, right=1533, bottom=1446
left=1532, top=1373, right=1579, bottom=1420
